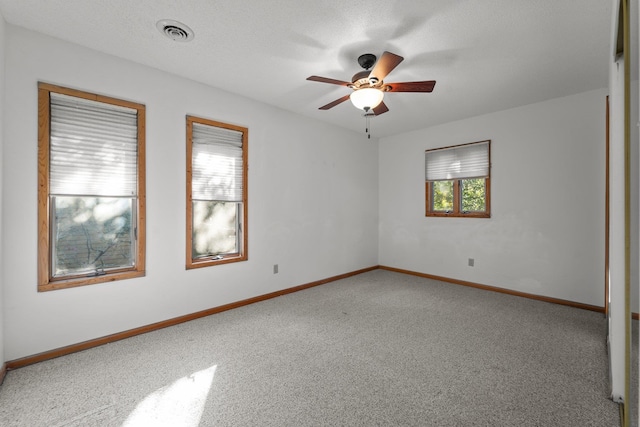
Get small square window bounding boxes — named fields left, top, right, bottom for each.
left=425, top=140, right=491, bottom=218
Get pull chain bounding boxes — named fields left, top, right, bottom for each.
left=363, top=109, right=373, bottom=139
left=366, top=113, right=370, bottom=139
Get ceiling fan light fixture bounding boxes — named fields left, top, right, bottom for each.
left=350, top=88, right=384, bottom=111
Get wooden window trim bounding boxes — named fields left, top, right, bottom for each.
left=186, top=115, right=248, bottom=269
left=37, top=82, right=146, bottom=291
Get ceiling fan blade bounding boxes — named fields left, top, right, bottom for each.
left=307, top=76, right=351, bottom=86
left=369, top=51, right=404, bottom=81
left=373, top=101, right=389, bottom=115
left=385, top=80, right=436, bottom=92
left=319, top=94, right=351, bottom=110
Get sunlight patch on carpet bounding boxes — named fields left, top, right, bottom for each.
left=122, top=365, right=217, bottom=427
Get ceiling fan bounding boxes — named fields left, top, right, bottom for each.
left=307, top=51, right=436, bottom=116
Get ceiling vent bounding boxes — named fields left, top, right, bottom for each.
left=156, top=19, right=194, bottom=42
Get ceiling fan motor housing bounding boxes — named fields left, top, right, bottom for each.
left=353, top=54, right=383, bottom=89
left=351, top=70, right=386, bottom=91
left=351, top=70, right=370, bottom=84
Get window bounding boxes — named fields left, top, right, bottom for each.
left=38, top=83, right=145, bottom=291
left=186, top=116, right=248, bottom=269
left=425, top=140, right=491, bottom=218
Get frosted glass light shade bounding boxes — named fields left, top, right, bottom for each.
left=350, top=88, right=384, bottom=110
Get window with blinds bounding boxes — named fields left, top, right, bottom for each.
left=38, top=83, right=146, bottom=291
left=186, top=116, right=248, bottom=268
left=425, top=140, right=491, bottom=218
left=50, top=93, right=138, bottom=196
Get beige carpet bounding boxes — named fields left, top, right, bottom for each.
left=0, top=270, right=623, bottom=426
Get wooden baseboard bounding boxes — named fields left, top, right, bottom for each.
left=4, top=264, right=632, bottom=371
left=378, top=265, right=606, bottom=314
left=6, top=266, right=378, bottom=370
left=0, top=363, right=6, bottom=385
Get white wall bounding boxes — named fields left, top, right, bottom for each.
left=379, top=88, right=611, bottom=308
left=2, top=25, right=379, bottom=360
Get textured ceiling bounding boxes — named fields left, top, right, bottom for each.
left=0, top=0, right=615, bottom=138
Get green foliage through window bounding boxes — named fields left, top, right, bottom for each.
left=427, top=177, right=489, bottom=217
left=432, top=180, right=454, bottom=211
left=461, top=178, right=486, bottom=212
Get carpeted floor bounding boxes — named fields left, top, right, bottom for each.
left=0, top=270, right=626, bottom=426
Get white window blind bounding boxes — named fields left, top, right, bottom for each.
left=425, top=140, right=490, bottom=181
left=50, top=93, right=138, bottom=196
left=192, top=123, right=244, bottom=202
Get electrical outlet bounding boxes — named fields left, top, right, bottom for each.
left=273, top=264, right=279, bottom=274
left=468, top=258, right=474, bottom=267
